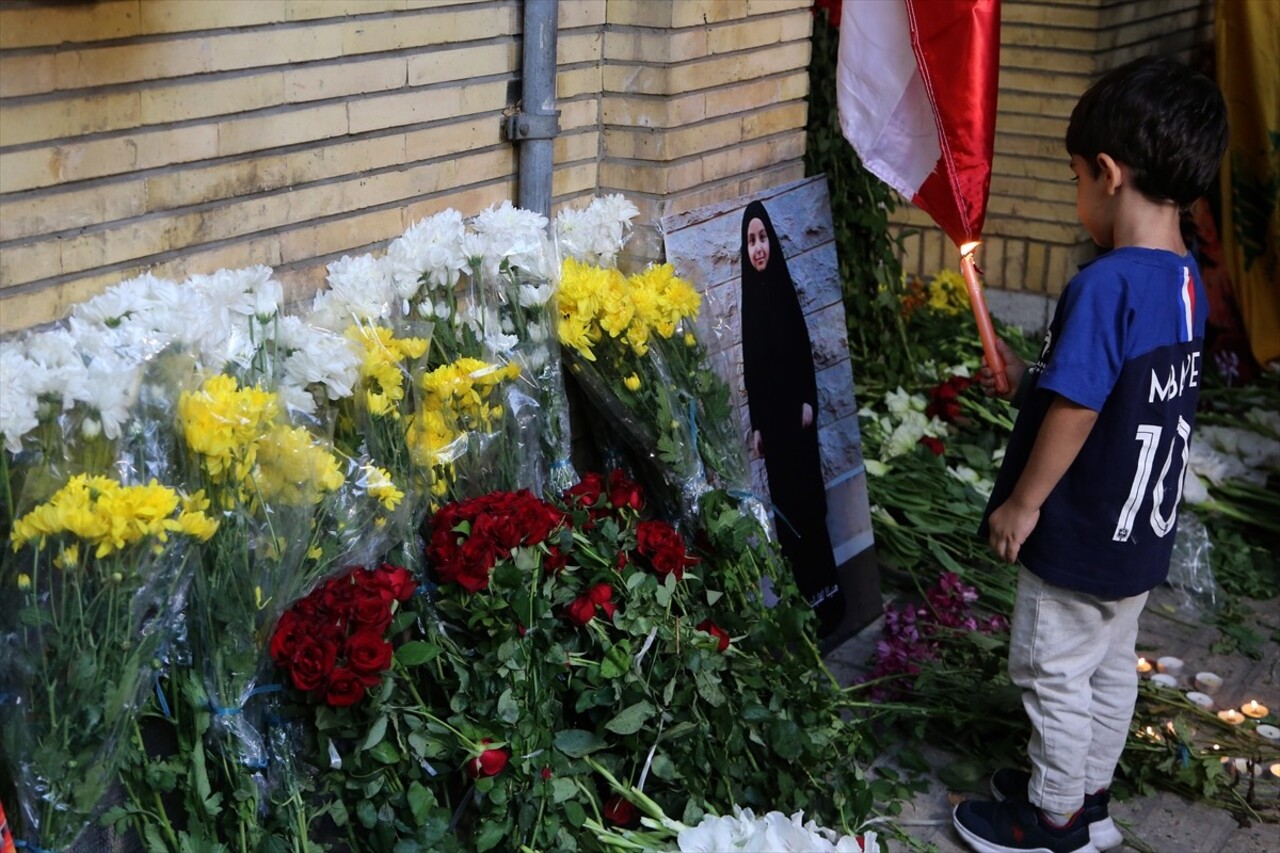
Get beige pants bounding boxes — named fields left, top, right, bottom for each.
left=1009, top=567, right=1150, bottom=815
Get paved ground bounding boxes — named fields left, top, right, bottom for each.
left=824, top=583, right=1280, bottom=853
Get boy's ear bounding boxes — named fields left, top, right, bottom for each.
left=1096, top=153, right=1124, bottom=194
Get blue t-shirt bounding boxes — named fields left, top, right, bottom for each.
left=982, top=247, right=1207, bottom=598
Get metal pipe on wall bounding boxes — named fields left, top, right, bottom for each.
left=508, top=0, right=561, bottom=219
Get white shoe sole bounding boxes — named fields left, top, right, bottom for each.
left=1088, top=817, right=1123, bottom=851
left=952, top=804, right=1101, bottom=853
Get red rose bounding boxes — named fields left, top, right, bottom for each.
left=289, top=636, right=338, bottom=692
left=323, top=666, right=368, bottom=707
left=607, top=469, right=644, bottom=511
left=600, top=600, right=617, bottom=621
left=615, top=550, right=629, bottom=571
left=565, top=595, right=597, bottom=626
left=696, top=619, right=730, bottom=652
left=468, top=740, right=509, bottom=778
left=376, top=560, right=417, bottom=601
left=345, top=630, right=393, bottom=674
left=544, top=545, right=568, bottom=574
left=636, top=520, right=695, bottom=580
left=919, top=435, right=945, bottom=456
left=564, top=472, right=605, bottom=509
left=349, top=591, right=394, bottom=632
left=270, top=610, right=305, bottom=665
left=516, top=621, right=527, bottom=637
left=587, top=583, right=613, bottom=606
left=602, top=795, right=639, bottom=827
left=540, top=766, right=552, bottom=781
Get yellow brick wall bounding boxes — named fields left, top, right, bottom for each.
left=0, top=0, right=817, bottom=333
left=598, top=0, right=814, bottom=264
left=892, top=0, right=1215, bottom=295
left=0, top=0, right=609, bottom=331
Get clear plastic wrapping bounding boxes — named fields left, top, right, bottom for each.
left=1167, top=513, right=1218, bottom=617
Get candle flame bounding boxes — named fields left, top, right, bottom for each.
left=960, top=240, right=981, bottom=257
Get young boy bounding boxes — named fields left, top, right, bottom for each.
left=952, top=56, right=1228, bottom=853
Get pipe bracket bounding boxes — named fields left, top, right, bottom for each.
left=505, top=111, right=561, bottom=141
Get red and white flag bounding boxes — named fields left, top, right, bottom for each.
left=836, top=0, right=1001, bottom=248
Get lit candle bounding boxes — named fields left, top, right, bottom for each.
left=1217, top=709, right=1245, bottom=725
left=1185, top=691, right=1214, bottom=711
left=1194, top=672, right=1223, bottom=695
left=1156, top=656, right=1184, bottom=677
left=1136, top=657, right=1153, bottom=674
left=1255, top=724, right=1280, bottom=742
left=1241, top=700, right=1270, bottom=719
left=1271, top=763, right=1280, bottom=780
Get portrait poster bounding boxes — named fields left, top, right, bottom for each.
left=661, top=176, right=879, bottom=640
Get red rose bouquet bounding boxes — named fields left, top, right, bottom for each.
left=271, top=562, right=417, bottom=708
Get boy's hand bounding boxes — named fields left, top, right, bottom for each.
left=987, top=497, right=1039, bottom=564
left=977, top=338, right=1026, bottom=401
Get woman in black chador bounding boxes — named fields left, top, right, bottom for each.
left=739, top=201, right=845, bottom=638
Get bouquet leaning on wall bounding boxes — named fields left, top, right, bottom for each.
left=0, top=280, right=226, bottom=851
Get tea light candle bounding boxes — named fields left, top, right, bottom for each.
left=1136, top=657, right=1153, bottom=674
left=1151, top=673, right=1178, bottom=689
left=1156, top=656, right=1184, bottom=677
left=1218, top=709, right=1245, bottom=725
left=1255, top=724, right=1280, bottom=742
left=1185, top=691, right=1215, bottom=711
left=1241, top=700, right=1269, bottom=719
left=1232, top=757, right=1266, bottom=777
left=1271, top=762, right=1280, bottom=780
left=1194, top=672, right=1223, bottom=695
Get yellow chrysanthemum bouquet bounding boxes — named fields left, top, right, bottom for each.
left=174, top=369, right=399, bottom=782
left=556, top=257, right=724, bottom=516
left=3, top=473, right=218, bottom=850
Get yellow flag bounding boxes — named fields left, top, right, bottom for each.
left=1217, top=0, right=1280, bottom=365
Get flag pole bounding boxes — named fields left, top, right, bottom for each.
left=959, top=241, right=1008, bottom=394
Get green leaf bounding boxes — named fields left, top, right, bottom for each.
left=564, top=800, right=587, bottom=828
left=396, top=641, right=442, bottom=666
left=474, top=819, right=507, bottom=852
left=498, top=687, right=520, bottom=724
left=605, top=700, right=656, bottom=735
left=362, top=715, right=389, bottom=751
left=357, top=799, right=378, bottom=829
left=599, top=640, right=631, bottom=679
left=368, top=739, right=401, bottom=764
left=551, top=776, right=578, bottom=803
left=705, top=589, right=723, bottom=606
left=554, top=729, right=606, bottom=757
left=769, top=718, right=803, bottom=760
left=407, top=780, right=433, bottom=825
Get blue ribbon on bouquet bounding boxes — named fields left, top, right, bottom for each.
left=210, top=682, right=284, bottom=717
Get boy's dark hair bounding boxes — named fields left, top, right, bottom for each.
left=1066, top=56, right=1227, bottom=208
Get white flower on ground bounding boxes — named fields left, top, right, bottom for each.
left=675, top=807, right=875, bottom=852
left=948, top=464, right=993, bottom=498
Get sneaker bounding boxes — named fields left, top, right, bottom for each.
left=990, top=768, right=1123, bottom=851
left=953, top=798, right=1098, bottom=853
